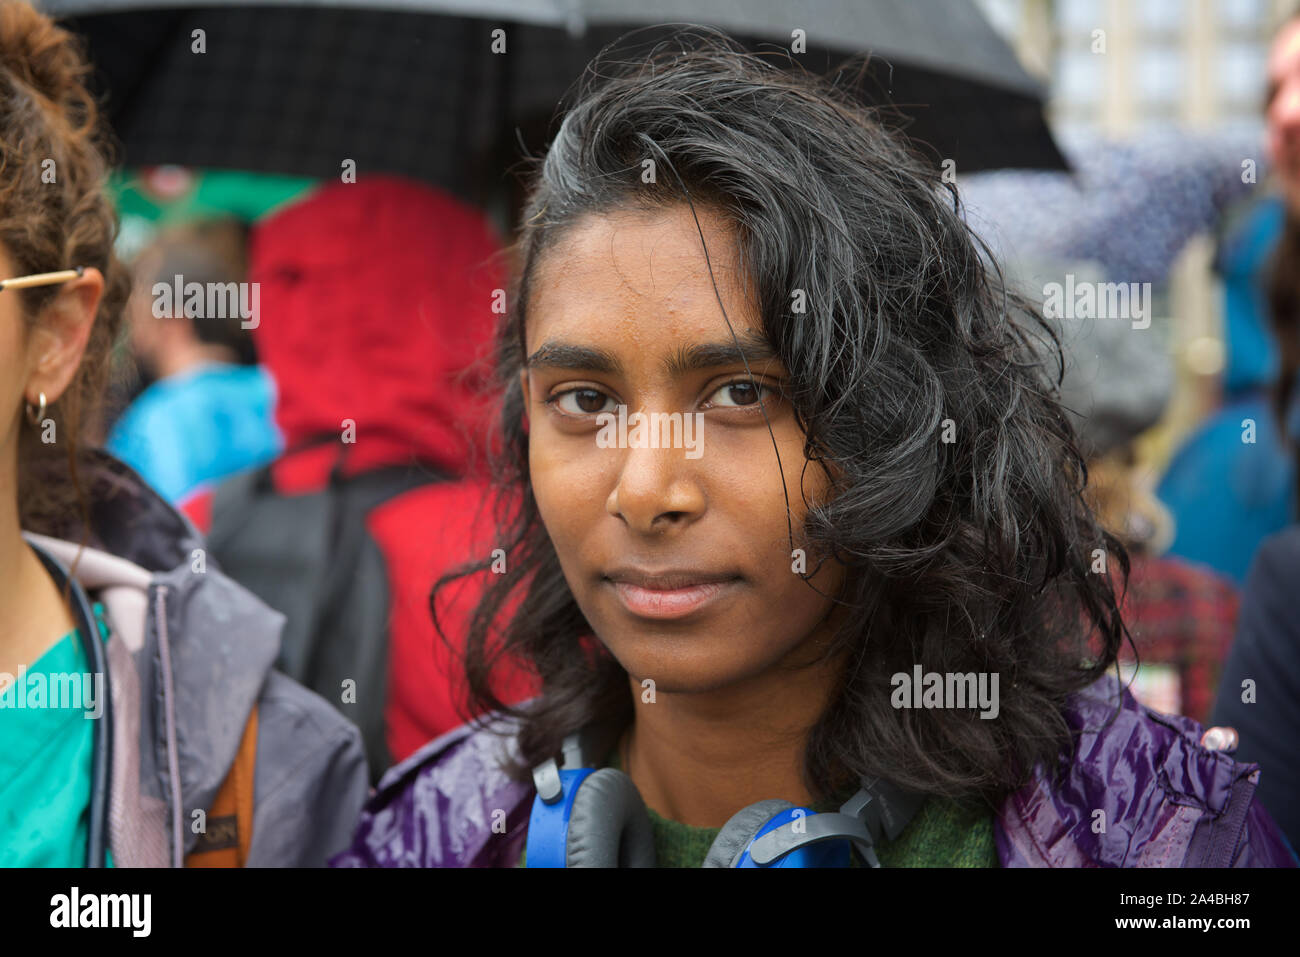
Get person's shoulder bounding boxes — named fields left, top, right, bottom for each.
left=330, top=710, right=534, bottom=868
left=998, top=674, right=1295, bottom=866
left=378, top=712, right=521, bottom=794
left=1235, top=525, right=1300, bottom=651
left=245, top=671, right=370, bottom=865
left=254, top=671, right=368, bottom=786
left=1248, top=524, right=1300, bottom=585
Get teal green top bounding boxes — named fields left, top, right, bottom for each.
left=0, top=605, right=114, bottom=867
left=519, top=745, right=999, bottom=867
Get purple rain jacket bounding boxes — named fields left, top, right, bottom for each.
left=332, top=673, right=1298, bottom=868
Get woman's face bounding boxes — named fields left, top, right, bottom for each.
left=521, top=204, right=846, bottom=694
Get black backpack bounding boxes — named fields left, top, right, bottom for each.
left=207, top=441, right=444, bottom=782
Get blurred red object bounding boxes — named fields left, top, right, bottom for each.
left=197, top=176, right=537, bottom=764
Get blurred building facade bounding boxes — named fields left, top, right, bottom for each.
left=977, top=0, right=1294, bottom=469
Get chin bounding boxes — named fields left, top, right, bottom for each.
left=598, top=625, right=792, bottom=696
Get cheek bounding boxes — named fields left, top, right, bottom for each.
left=1, top=314, right=31, bottom=399
left=1269, top=121, right=1288, bottom=163
left=718, top=425, right=841, bottom=613
left=735, top=423, right=824, bottom=534
left=1, top=316, right=34, bottom=470
left=528, top=423, right=611, bottom=560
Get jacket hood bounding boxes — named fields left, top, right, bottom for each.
left=26, top=448, right=284, bottom=864
left=30, top=447, right=206, bottom=573
left=248, top=176, right=505, bottom=490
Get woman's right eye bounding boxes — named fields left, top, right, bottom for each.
left=549, top=388, right=615, bottom=416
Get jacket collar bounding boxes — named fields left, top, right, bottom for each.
left=348, top=672, right=1265, bottom=868
left=24, top=450, right=283, bottom=864
left=30, top=448, right=206, bottom=573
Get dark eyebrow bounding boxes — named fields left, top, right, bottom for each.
left=662, top=331, right=779, bottom=376
left=525, top=342, right=622, bottom=374
left=525, top=330, right=778, bottom=377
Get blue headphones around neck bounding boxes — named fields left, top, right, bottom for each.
left=525, top=726, right=923, bottom=867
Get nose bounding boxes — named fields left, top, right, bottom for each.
left=605, top=417, right=706, bottom=535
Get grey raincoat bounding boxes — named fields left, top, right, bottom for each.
left=23, top=450, right=368, bottom=866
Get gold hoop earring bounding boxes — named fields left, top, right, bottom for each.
left=24, top=391, right=46, bottom=425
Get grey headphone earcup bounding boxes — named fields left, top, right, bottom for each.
left=702, top=799, right=796, bottom=868
left=565, top=768, right=656, bottom=867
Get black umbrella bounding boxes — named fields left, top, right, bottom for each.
left=44, top=0, right=1066, bottom=211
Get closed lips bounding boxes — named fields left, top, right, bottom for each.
left=604, top=569, right=740, bottom=589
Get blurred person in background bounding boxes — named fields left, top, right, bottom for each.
left=106, top=218, right=281, bottom=506
left=1032, top=259, right=1240, bottom=727
left=195, top=176, right=537, bottom=782
left=1209, top=8, right=1300, bottom=858
left=961, top=124, right=1292, bottom=586
left=1157, top=8, right=1300, bottom=585
left=0, top=0, right=366, bottom=867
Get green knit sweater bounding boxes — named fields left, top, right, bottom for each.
left=518, top=749, right=999, bottom=868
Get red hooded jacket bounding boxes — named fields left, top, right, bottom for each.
left=189, top=176, right=536, bottom=762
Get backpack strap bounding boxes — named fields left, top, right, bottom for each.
left=305, top=460, right=443, bottom=644
left=207, top=432, right=343, bottom=554
left=209, top=440, right=447, bottom=781
left=185, top=704, right=259, bottom=867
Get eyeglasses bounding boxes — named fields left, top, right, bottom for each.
left=0, top=267, right=85, bottom=292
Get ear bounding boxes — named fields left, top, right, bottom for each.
left=25, top=267, right=104, bottom=407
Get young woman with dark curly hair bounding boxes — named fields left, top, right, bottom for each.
left=336, top=30, right=1296, bottom=868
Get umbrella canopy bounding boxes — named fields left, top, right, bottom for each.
left=42, top=0, right=1065, bottom=208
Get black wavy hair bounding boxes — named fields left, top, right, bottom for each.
left=433, top=27, right=1131, bottom=805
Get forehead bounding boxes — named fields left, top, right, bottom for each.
left=525, top=203, right=759, bottom=350
left=1270, top=20, right=1300, bottom=80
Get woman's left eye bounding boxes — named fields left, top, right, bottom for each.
left=706, top=379, right=772, bottom=408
